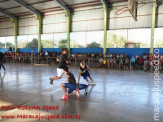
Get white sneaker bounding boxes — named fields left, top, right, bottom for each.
left=91, top=82, right=96, bottom=85
left=88, top=82, right=92, bottom=85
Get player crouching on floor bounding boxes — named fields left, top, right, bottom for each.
left=60, top=66, right=88, bottom=100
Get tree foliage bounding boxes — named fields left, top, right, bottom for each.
left=27, top=38, right=38, bottom=48
left=155, top=39, right=163, bottom=47
left=0, top=42, right=5, bottom=48
left=106, top=33, right=126, bottom=48
left=58, top=39, right=67, bottom=48
left=6, top=42, right=14, bottom=48
left=42, top=40, right=54, bottom=48
left=87, top=41, right=101, bottom=48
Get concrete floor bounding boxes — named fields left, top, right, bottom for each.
left=0, top=64, right=162, bottom=122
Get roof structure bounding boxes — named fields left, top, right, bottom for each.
left=0, top=0, right=131, bottom=20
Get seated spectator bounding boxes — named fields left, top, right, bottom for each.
left=124, top=53, right=128, bottom=59
left=138, top=57, right=144, bottom=69
left=36, top=54, right=40, bottom=64
left=135, top=57, right=139, bottom=69
left=116, top=54, right=120, bottom=68
left=135, top=54, right=139, bottom=59
left=160, top=54, right=163, bottom=59
left=131, top=56, right=136, bottom=69
left=106, top=53, right=109, bottom=59
left=98, top=57, right=103, bottom=68
left=83, top=54, right=87, bottom=58
left=45, top=51, right=48, bottom=57
left=103, top=58, right=107, bottom=68
left=143, top=53, right=147, bottom=60
left=48, top=55, right=52, bottom=65
left=8, top=46, right=12, bottom=54
left=109, top=58, right=114, bottom=69
left=91, top=52, right=94, bottom=58
left=120, top=53, right=123, bottom=59
left=112, top=53, right=116, bottom=58
left=30, top=54, right=34, bottom=63
left=24, top=54, right=30, bottom=63
left=87, top=53, right=91, bottom=58
left=144, top=58, right=149, bottom=71
left=99, top=52, right=103, bottom=58
left=104, top=53, right=107, bottom=58
left=12, top=53, right=16, bottom=63
left=116, top=53, right=120, bottom=59
left=94, top=53, right=97, bottom=59
left=113, top=57, right=117, bottom=69
left=119, top=58, right=124, bottom=69
left=18, top=53, right=21, bottom=63
left=74, top=53, right=77, bottom=58
left=78, top=53, right=82, bottom=58
left=109, top=53, right=113, bottom=59
left=124, top=58, right=129, bottom=69
left=90, top=53, right=95, bottom=62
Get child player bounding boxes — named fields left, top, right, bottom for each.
left=49, top=48, right=70, bottom=84
left=78, top=62, right=95, bottom=85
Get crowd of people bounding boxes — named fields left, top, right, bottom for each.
left=2, top=51, right=163, bottom=71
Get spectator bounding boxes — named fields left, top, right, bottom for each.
left=131, top=56, right=136, bottom=69
left=124, top=58, right=129, bottom=69
left=103, top=58, right=107, bottom=68
left=109, top=53, right=113, bottom=58
left=8, top=46, right=12, bottom=54
left=91, top=52, right=95, bottom=58
left=143, top=53, right=147, bottom=60
left=112, top=53, right=116, bottom=58
left=138, top=57, right=144, bottom=69
left=45, top=51, right=48, bottom=57
left=99, top=52, right=103, bottom=58
left=120, top=53, right=123, bottom=58
left=98, top=57, right=103, bottom=68
left=135, top=54, right=139, bottom=59
left=116, top=53, right=120, bottom=68
left=119, top=58, right=124, bottom=69
left=144, top=58, right=149, bottom=71
left=12, top=53, right=16, bottom=63
left=109, top=58, right=113, bottom=69
left=0, top=52, right=6, bottom=72
left=124, top=53, right=128, bottom=59
left=113, top=57, right=117, bottom=69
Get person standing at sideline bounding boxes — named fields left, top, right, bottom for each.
left=0, top=52, right=6, bottom=72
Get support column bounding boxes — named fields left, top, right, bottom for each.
left=11, top=18, right=18, bottom=53
left=150, top=0, right=157, bottom=54
left=103, top=4, right=108, bottom=55
left=36, top=15, right=42, bottom=53
left=66, top=10, right=71, bottom=55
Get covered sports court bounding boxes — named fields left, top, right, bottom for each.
left=0, top=0, right=163, bottom=122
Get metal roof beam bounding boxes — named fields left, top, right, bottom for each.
left=14, top=0, right=41, bottom=16
left=101, top=0, right=108, bottom=6
left=53, top=0, right=70, bottom=12
left=0, top=9, right=17, bottom=19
